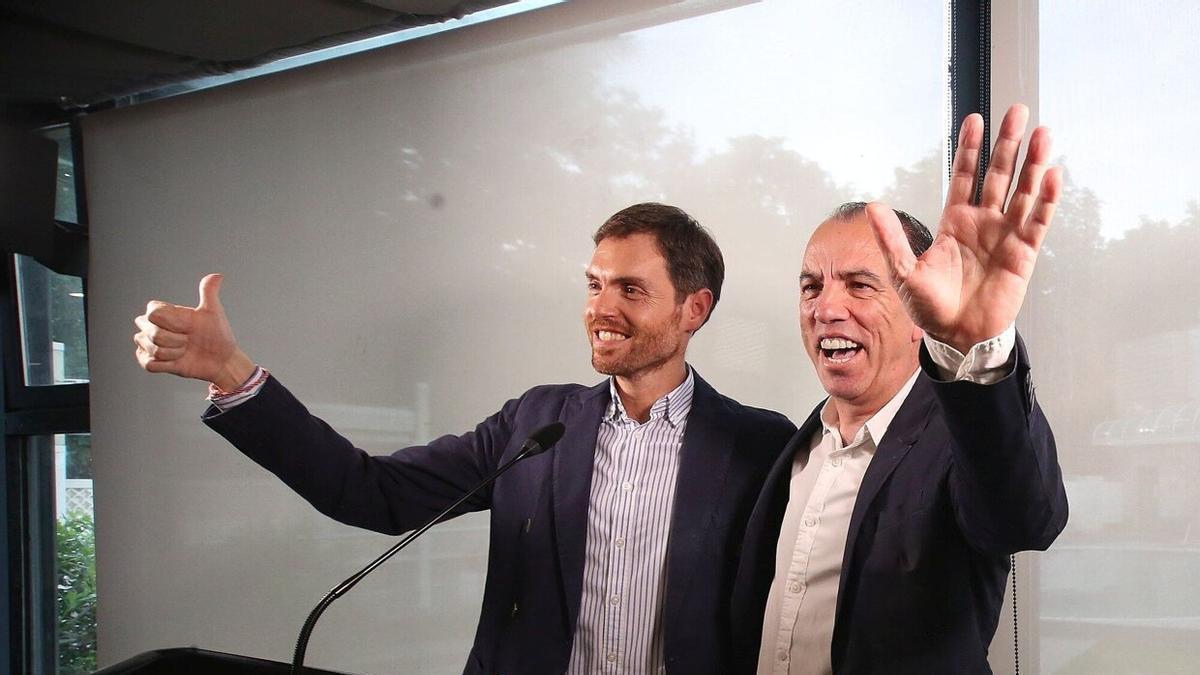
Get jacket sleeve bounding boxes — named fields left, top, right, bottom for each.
left=923, top=335, right=1069, bottom=555
left=202, top=375, right=521, bottom=535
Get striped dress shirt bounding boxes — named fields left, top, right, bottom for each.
left=566, top=369, right=695, bottom=674
left=210, top=365, right=697, bottom=672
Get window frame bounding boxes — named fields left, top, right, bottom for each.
left=3, top=117, right=91, bottom=675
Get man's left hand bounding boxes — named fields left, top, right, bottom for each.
left=866, top=103, right=1062, bottom=354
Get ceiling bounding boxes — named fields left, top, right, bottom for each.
left=0, top=0, right=521, bottom=123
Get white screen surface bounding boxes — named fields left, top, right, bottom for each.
left=84, top=1, right=944, bottom=672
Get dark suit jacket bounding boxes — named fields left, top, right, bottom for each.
left=204, top=370, right=795, bottom=674
left=731, top=340, right=1068, bottom=674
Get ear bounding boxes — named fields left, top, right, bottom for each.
left=910, top=322, right=924, bottom=344
left=681, top=288, right=714, bottom=333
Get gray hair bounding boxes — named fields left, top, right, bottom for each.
left=828, top=201, right=934, bottom=256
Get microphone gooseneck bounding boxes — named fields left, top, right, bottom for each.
left=290, top=422, right=566, bottom=673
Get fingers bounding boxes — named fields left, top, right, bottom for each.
left=135, top=344, right=181, bottom=374
left=865, top=202, right=918, bottom=286
left=133, top=334, right=185, bottom=361
left=1005, top=125, right=1053, bottom=225
left=133, top=326, right=185, bottom=358
left=134, top=314, right=187, bottom=347
left=144, top=300, right=193, bottom=333
left=979, top=104, right=1030, bottom=211
left=1019, top=166, right=1062, bottom=250
left=133, top=313, right=188, bottom=373
left=134, top=328, right=184, bottom=372
left=197, top=273, right=224, bottom=312
left=947, top=113, right=984, bottom=206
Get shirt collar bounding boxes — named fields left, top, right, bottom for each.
left=606, top=366, right=695, bottom=427
left=820, top=368, right=921, bottom=448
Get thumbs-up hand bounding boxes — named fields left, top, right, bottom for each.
left=134, top=274, right=256, bottom=391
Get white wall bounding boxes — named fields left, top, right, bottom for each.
left=83, top=1, right=943, bottom=672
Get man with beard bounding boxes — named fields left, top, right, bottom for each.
left=732, top=104, right=1069, bottom=674
left=133, top=202, right=795, bottom=674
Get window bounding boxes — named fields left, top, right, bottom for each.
left=55, top=433, right=96, bottom=675
left=14, top=255, right=89, bottom=386
left=3, top=121, right=92, bottom=675
left=992, top=1, right=1200, bottom=671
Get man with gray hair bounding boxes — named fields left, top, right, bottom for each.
left=733, top=103, right=1069, bottom=673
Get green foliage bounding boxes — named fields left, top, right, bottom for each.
left=57, top=513, right=97, bottom=674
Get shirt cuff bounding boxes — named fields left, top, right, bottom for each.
left=923, top=324, right=1016, bottom=384
left=207, top=366, right=270, bottom=411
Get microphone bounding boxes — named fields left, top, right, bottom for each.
left=291, top=422, right=566, bottom=673
left=519, top=420, right=565, bottom=457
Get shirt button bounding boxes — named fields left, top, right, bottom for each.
left=614, top=537, right=625, bottom=548
left=609, top=594, right=621, bottom=606
left=789, top=581, right=802, bottom=593
left=606, top=653, right=618, bottom=663
left=831, top=457, right=843, bottom=467
left=778, top=649, right=788, bottom=662
left=621, top=481, right=633, bottom=492
left=803, top=517, right=817, bottom=527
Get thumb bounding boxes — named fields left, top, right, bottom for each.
left=197, top=273, right=225, bottom=311
left=865, top=202, right=917, bottom=287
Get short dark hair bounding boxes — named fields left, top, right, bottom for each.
left=829, top=201, right=934, bottom=256
left=593, top=202, right=725, bottom=325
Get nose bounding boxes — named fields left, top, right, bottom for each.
left=586, top=285, right=619, bottom=321
left=812, top=286, right=850, bottom=324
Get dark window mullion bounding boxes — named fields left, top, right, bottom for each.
left=953, top=3, right=1016, bottom=673
left=22, top=436, right=57, bottom=675
left=3, top=436, right=58, bottom=675
left=950, top=0, right=991, bottom=198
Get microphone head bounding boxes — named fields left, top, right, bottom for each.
left=521, top=422, right=566, bottom=456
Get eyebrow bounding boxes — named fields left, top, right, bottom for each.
left=585, top=271, right=650, bottom=287
left=798, top=269, right=884, bottom=283
left=839, top=269, right=884, bottom=283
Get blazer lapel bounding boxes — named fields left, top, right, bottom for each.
left=552, top=380, right=608, bottom=638
left=835, top=376, right=936, bottom=618
left=662, top=373, right=735, bottom=629
left=746, top=402, right=824, bottom=575
left=730, top=402, right=823, bottom=643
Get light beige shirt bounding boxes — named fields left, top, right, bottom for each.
left=758, top=327, right=1016, bottom=675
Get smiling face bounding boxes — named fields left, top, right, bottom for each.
left=584, top=233, right=708, bottom=383
left=799, top=213, right=923, bottom=415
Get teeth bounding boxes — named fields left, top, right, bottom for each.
left=597, top=331, right=628, bottom=342
left=820, top=337, right=860, bottom=350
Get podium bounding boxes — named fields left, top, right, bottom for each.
left=93, top=647, right=357, bottom=674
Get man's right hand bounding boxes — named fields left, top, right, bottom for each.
left=134, top=273, right=256, bottom=392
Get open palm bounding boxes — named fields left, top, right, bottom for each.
left=867, top=104, right=1062, bottom=353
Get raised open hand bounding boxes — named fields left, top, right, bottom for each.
left=134, top=274, right=256, bottom=391
left=866, top=104, right=1063, bottom=354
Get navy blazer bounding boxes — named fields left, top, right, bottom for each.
left=731, top=340, right=1068, bottom=674
left=205, top=370, right=795, bottom=674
